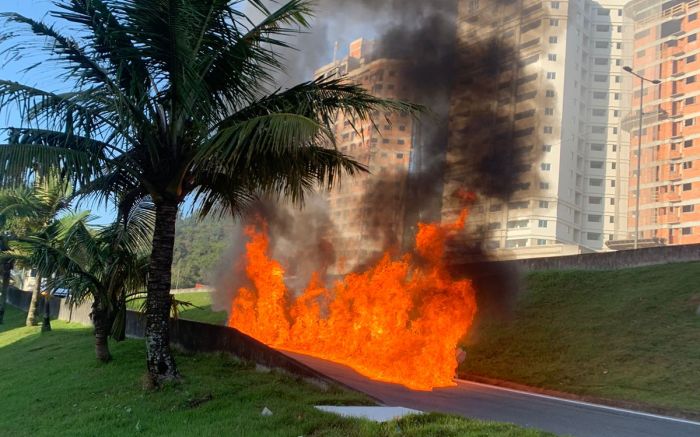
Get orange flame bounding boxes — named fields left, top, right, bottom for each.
left=227, top=210, right=477, bottom=391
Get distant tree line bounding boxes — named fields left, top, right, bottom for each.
left=172, top=215, right=234, bottom=290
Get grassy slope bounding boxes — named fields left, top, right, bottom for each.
left=129, top=292, right=228, bottom=325
left=0, top=306, right=552, bottom=437
left=176, top=292, right=228, bottom=325
left=461, top=262, right=700, bottom=413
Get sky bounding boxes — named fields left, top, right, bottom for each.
left=0, top=0, right=368, bottom=225
left=0, top=1, right=118, bottom=224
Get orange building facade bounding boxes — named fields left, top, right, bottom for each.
left=626, top=0, right=700, bottom=244
left=314, top=39, right=416, bottom=272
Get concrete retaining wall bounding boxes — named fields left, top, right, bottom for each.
left=457, top=244, right=700, bottom=273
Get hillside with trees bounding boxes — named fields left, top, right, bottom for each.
left=172, top=215, right=236, bottom=290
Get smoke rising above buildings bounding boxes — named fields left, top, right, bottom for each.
left=215, top=0, right=569, bottom=315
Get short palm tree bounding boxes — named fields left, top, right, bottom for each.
left=0, top=0, right=418, bottom=382
left=0, top=173, right=73, bottom=326
left=13, top=200, right=154, bottom=362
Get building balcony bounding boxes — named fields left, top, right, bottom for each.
left=658, top=214, right=681, bottom=225
left=669, top=171, right=683, bottom=181
left=671, top=149, right=683, bottom=160
left=671, top=46, right=687, bottom=57
left=661, top=191, right=681, bottom=202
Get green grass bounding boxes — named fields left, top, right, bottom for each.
left=129, top=292, right=228, bottom=325
left=175, top=292, right=228, bottom=325
left=461, top=262, right=700, bottom=414
left=0, top=306, right=552, bottom=437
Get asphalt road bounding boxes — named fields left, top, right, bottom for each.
left=282, top=351, right=700, bottom=437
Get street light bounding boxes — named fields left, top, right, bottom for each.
left=623, top=66, right=661, bottom=250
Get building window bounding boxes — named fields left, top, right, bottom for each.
left=683, top=205, right=695, bottom=213
left=682, top=227, right=693, bottom=235
left=537, top=239, right=547, bottom=246
left=541, top=163, right=552, bottom=171
left=688, top=55, right=697, bottom=63
left=589, top=178, right=603, bottom=187
left=506, top=239, right=528, bottom=248
left=538, top=220, right=548, bottom=228
left=539, top=201, right=549, bottom=208
left=690, top=34, right=698, bottom=43
left=488, top=222, right=501, bottom=230
left=546, top=90, right=556, bottom=97
left=547, top=72, right=556, bottom=79
left=508, top=219, right=529, bottom=229
left=683, top=183, right=693, bottom=191
left=590, top=143, right=605, bottom=151
left=589, top=196, right=603, bottom=205
left=587, top=233, right=601, bottom=241
left=540, top=182, right=550, bottom=189
left=611, top=180, right=616, bottom=188
left=549, top=36, right=558, bottom=44
left=588, top=214, right=602, bottom=223
left=396, top=153, right=404, bottom=159
left=590, top=161, right=604, bottom=169
left=594, top=58, right=609, bottom=65
left=690, top=13, right=698, bottom=21
left=548, top=54, right=557, bottom=61
left=687, top=76, right=696, bottom=84
left=687, top=97, right=696, bottom=105
left=543, top=144, right=552, bottom=152
left=550, top=19, right=559, bottom=26
left=551, top=1, right=559, bottom=9
left=545, top=108, right=554, bottom=116
left=544, top=126, right=553, bottom=134
left=685, top=118, right=695, bottom=126
left=596, top=25, right=610, bottom=32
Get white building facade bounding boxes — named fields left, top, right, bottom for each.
left=444, top=0, right=632, bottom=259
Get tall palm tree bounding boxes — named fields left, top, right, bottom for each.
left=0, top=0, right=418, bottom=383
left=0, top=174, right=73, bottom=326
left=0, top=233, right=12, bottom=324
left=13, top=200, right=154, bottom=362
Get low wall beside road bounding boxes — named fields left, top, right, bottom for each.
left=507, top=243, right=700, bottom=272
left=6, top=289, right=332, bottom=384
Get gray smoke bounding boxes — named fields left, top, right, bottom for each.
left=218, top=0, right=564, bottom=317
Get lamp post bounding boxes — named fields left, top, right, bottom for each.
left=623, top=66, right=661, bottom=250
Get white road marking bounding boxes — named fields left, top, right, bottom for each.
left=455, top=379, right=700, bottom=427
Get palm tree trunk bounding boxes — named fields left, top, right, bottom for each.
left=145, top=199, right=179, bottom=383
left=91, top=299, right=112, bottom=363
left=0, top=261, right=11, bottom=324
left=26, top=272, right=42, bottom=326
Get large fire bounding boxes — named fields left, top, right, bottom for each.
left=227, top=207, right=477, bottom=391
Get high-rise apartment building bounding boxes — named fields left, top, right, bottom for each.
left=443, top=0, right=632, bottom=259
left=314, top=39, right=416, bottom=272
left=623, top=0, right=700, bottom=245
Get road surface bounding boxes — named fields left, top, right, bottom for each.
left=282, top=351, right=700, bottom=437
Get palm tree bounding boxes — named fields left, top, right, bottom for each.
left=0, top=233, right=12, bottom=324
left=0, top=0, right=418, bottom=383
left=13, top=201, right=154, bottom=362
left=0, top=174, right=73, bottom=326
